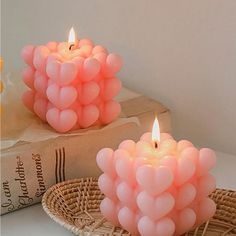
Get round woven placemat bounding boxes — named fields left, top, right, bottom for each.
left=42, top=178, right=236, bottom=236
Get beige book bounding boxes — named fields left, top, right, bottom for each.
left=1, top=86, right=171, bottom=215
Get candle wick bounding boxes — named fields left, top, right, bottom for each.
left=154, top=141, right=158, bottom=149
left=69, top=44, right=74, bottom=50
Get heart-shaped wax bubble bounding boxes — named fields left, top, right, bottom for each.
left=196, top=198, right=216, bottom=226
left=175, top=208, right=196, bottom=235
left=136, top=165, right=173, bottom=195
left=102, top=78, right=122, bottom=101
left=78, top=38, right=94, bottom=47
left=46, top=60, right=60, bottom=81
left=197, top=173, right=216, bottom=199
left=138, top=216, right=156, bottom=236
left=105, top=54, right=122, bottom=77
left=137, top=191, right=175, bottom=221
left=34, top=98, right=48, bottom=121
left=99, top=100, right=121, bottom=124
left=34, top=73, right=48, bottom=97
left=46, top=108, right=77, bottom=133
left=93, top=52, right=107, bottom=73
left=60, top=62, right=78, bottom=85
left=138, top=216, right=175, bottom=236
left=22, top=67, right=35, bottom=89
left=118, top=207, right=139, bottom=235
left=80, top=45, right=93, bottom=57
left=82, top=58, right=100, bottom=82
left=22, top=90, right=35, bottom=112
left=80, top=81, right=100, bottom=105
left=175, top=153, right=196, bottom=186
left=92, top=45, right=108, bottom=55
left=100, top=197, right=120, bottom=226
left=33, top=46, right=50, bottom=74
left=98, top=174, right=117, bottom=201
left=47, top=84, right=77, bottom=109
left=116, top=182, right=137, bottom=210
left=175, top=183, right=196, bottom=210
left=177, top=140, right=194, bottom=153
left=46, top=61, right=77, bottom=86
left=181, top=146, right=199, bottom=164
left=155, top=217, right=175, bottom=236
left=96, top=148, right=116, bottom=178
left=78, top=104, right=99, bottom=128
left=198, top=148, right=216, bottom=177
left=21, top=45, right=35, bottom=67
left=118, top=140, right=136, bottom=154
left=115, top=149, right=136, bottom=186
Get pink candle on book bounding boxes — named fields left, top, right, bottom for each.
left=96, top=117, right=216, bottom=236
left=21, top=27, right=122, bottom=133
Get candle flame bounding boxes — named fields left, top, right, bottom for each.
left=152, top=117, right=161, bottom=144
left=68, top=27, right=76, bottom=44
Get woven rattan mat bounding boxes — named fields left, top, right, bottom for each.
left=42, top=178, right=236, bottom=236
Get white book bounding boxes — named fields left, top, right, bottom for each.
left=1, top=82, right=171, bottom=215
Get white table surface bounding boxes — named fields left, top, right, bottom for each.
left=1, top=151, right=236, bottom=236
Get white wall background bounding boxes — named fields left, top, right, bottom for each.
left=1, top=0, right=236, bottom=155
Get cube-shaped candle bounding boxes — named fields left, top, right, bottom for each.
left=96, top=118, right=216, bottom=236
left=21, top=28, right=122, bottom=132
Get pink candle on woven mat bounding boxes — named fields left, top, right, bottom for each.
left=21, top=27, right=122, bottom=133
left=96, top=118, right=216, bottom=236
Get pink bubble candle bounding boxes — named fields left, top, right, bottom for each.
left=21, top=27, right=122, bottom=133
left=96, top=118, right=216, bottom=236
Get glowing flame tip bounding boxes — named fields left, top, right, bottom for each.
left=152, top=117, right=160, bottom=143
left=68, top=27, right=76, bottom=44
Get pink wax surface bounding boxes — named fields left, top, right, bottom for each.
left=21, top=39, right=122, bottom=133
left=96, top=132, right=216, bottom=236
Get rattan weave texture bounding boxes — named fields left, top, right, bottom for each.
left=42, top=178, right=236, bottom=236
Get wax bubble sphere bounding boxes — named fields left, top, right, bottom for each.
left=96, top=133, right=216, bottom=236
left=21, top=39, right=122, bottom=132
